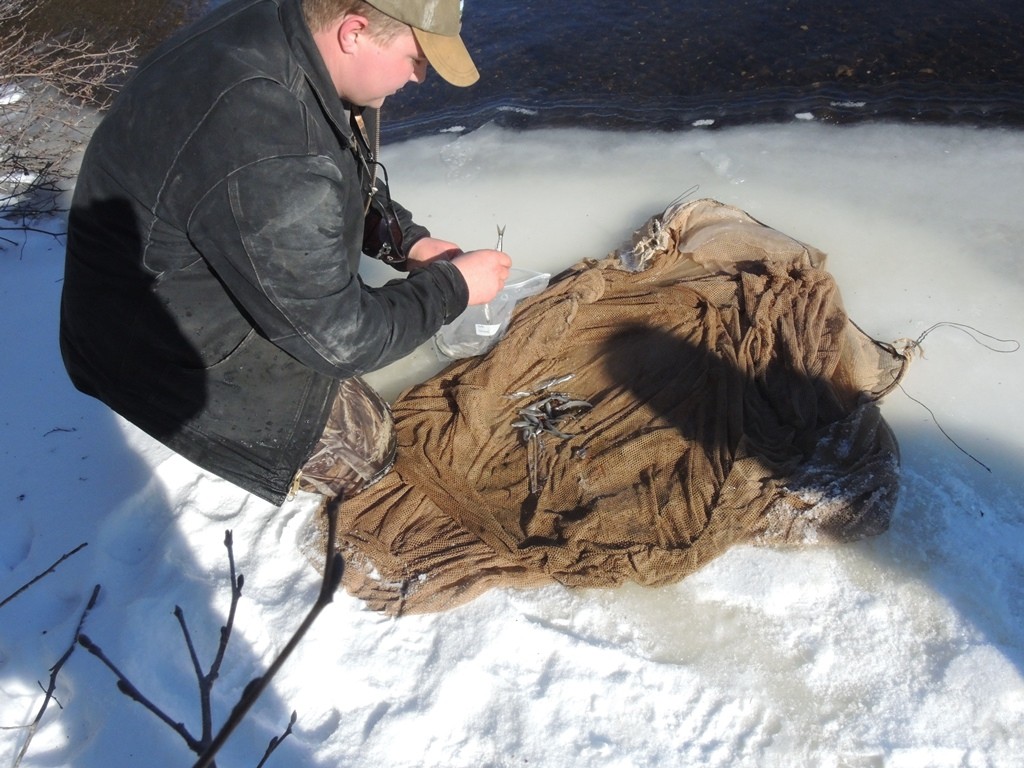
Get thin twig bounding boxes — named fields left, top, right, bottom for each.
left=174, top=605, right=210, bottom=738
left=10, top=584, right=101, bottom=767
left=255, top=711, right=298, bottom=768
left=208, top=531, right=244, bottom=688
left=191, top=496, right=347, bottom=768
left=77, top=633, right=203, bottom=753
left=0, top=225, right=66, bottom=239
left=1, top=0, right=136, bottom=241
left=174, top=530, right=245, bottom=748
left=77, top=522, right=318, bottom=767
left=0, top=542, right=88, bottom=610
left=76, top=531, right=251, bottom=762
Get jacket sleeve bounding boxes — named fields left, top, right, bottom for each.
left=392, top=196, right=431, bottom=259
left=187, top=153, right=469, bottom=379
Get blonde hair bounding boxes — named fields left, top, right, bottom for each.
left=302, top=0, right=408, bottom=39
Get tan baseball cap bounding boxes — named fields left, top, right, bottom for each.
left=366, top=0, right=479, bottom=87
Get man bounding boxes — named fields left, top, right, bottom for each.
left=59, top=0, right=511, bottom=504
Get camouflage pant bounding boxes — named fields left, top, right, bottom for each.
left=294, top=377, right=396, bottom=500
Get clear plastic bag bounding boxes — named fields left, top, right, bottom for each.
left=435, top=268, right=551, bottom=359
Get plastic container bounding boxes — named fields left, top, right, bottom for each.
left=435, top=268, right=551, bottom=359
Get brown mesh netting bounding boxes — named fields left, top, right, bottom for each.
left=312, top=199, right=909, bottom=615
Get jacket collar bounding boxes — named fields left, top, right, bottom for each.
left=277, top=0, right=357, bottom=146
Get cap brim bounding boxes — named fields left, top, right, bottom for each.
left=412, top=27, right=479, bottom=87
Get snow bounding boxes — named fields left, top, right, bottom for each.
left=2, top=121, right=1023, bottom=767
left=0, top=84, right=25, bottom=106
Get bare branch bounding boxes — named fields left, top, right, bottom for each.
left=76, top=531, right=251, bottom=762
left=0, top=542, right=88, bottom=610
left=256, top=711, right=297, bottom=768
left=11, top=585, right=101, bottom=767
left=208, top=530, right=244, bottom=686
left=78, top=632, right=204, bottom=753
left=175, top=605, right=206, bottom=686
left=192, top=496, right=347, bottom=768
left=175, top=530, right=246, bottom=748
left=69, top=500, right=345, bottom=768
left=1, top=0, right=137, bottom=235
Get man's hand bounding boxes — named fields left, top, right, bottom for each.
left=451, top=249, right=512, bottom=305
left=406, top=237, right=462, bottom=269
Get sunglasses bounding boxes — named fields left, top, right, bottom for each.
left=361, top=160, right=407, bottom=266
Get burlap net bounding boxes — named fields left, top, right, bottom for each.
left=311, top=199, right=909, bottom=615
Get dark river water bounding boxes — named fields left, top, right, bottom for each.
left=18, top=0, right=1024, bottom=140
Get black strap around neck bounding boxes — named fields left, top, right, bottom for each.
left=348, top=108, right=382, bottom=213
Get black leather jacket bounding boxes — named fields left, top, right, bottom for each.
left=59, top=0, right=469, bottom=503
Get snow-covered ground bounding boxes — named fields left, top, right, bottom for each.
left=2, top=121, right=1023, bottom=767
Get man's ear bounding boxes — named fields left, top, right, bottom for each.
left=337, top=15, right=370, bottom=54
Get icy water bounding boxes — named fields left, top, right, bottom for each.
left=18, top=0, right=1024, bottom=139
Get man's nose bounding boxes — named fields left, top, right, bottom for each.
left=411, top=60, right=428, bottom=84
